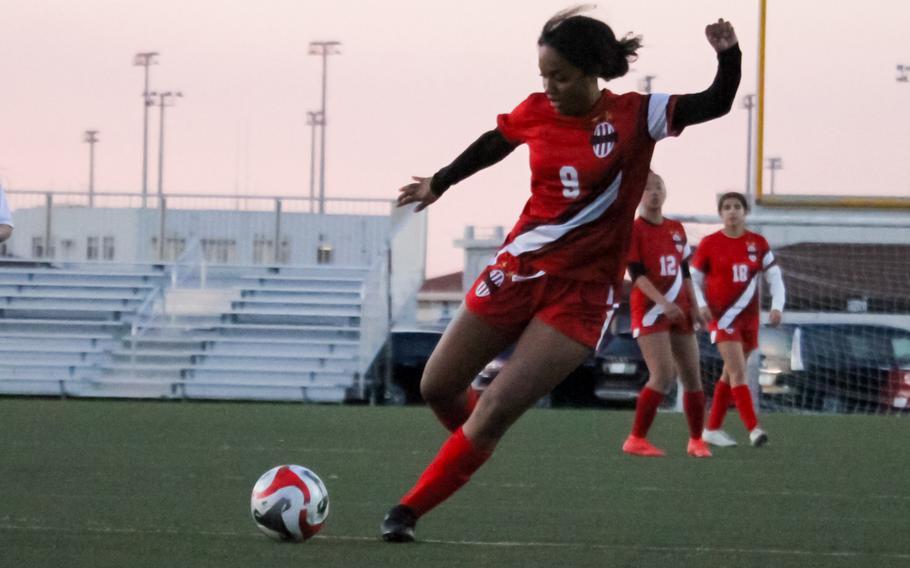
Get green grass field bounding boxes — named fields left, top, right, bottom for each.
left=1, top=398, right=908, bottom=568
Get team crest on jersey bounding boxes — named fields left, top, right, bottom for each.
left=747, top=241, right=757, bottom=262
left=672, top=231, right=684, bottom=253
left=474, top=269, right=505, bottom=298
left=590, top=121, right=617, bottom=158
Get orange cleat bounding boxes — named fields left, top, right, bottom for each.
left=622, top=435, right=666, bottom=457
left=687, top=438, right=713, bottom=458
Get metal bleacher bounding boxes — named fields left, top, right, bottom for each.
left=0, top=262, right=386, bottom=403
left=0, top=264, right=165, bottom=396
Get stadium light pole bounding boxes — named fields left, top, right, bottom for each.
left=151, top=91, right=183, bottom=199
left=134, top=52, right=159, bottom=208
left=83, top=130, right=99, bottom=208
left=766, top=156, right=782, bottom=195
left=308, top=40, right=341, bottom=215
left=306, top=111, right=324, bottom=212
left=743, top=94, right=757, bottom=204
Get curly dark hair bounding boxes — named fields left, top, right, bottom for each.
left=538, top=6, right=642, bottom=81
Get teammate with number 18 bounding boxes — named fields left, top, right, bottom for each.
left=691, top=192, right=786, bottom=448
left=382, top=8, right=742, bottom=542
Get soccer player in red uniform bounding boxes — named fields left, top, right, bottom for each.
left=383, top=9, right=742, bottom=541
left=690, top=192, right=786, bottom=448
left=621, top=172, right=712, bottom=458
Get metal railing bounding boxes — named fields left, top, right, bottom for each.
left=129, top=236, right=204, bottom=369
left=358, top=249, right=391, bottom=400
left=2, top=189, right=396, bottom=265
left=169, top=236, right=204, bottom=289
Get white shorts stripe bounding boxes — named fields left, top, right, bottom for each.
left=595, top=286, right=617, bottom=352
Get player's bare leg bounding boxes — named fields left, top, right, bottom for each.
left=670, top=333, right=711, bottom=457
left=382, top=319, right=590, bottom=542
left=704, top=356, right=738, bottom=447
left=419, top=308, right=518, bottom=431
left=715, top=342, right=766, bottom=446
left=623, top=331, right=674, bottom=457
left=463, top=318, right=592, bottom=450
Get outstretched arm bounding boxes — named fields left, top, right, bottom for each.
left=396, top=129, right=518, bottom=211
left=671, top=19, right=741, bottom=131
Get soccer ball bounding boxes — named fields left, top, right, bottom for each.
left=250, top=464, right=330, bottom=542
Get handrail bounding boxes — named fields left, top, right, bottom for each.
left=5, top=188, right=394, bottom=206
left=129, top=285, right=164, bottom=372
left=128, top=237, right=202, bottom=368
left=357, top=246, right=392, bottom=399
left=170, top=236, right=204, bottom=289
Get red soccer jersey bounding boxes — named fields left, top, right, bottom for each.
left=628, top=217, right=692, bottom=325
left=492, top=90, right=681, bottom=287
left=690, top=230, right=775, bottom=329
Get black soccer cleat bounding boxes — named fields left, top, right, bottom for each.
left=381, top=504, right=418, bottom=543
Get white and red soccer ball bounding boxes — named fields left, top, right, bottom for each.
left=250, top=465, right=329, bottom=542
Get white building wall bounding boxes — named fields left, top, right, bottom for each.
left=5, top=206, right=393, bottom=266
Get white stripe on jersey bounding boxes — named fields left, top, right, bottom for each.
left=647, top=93, right=672, bottom=141
left=496, top=173, right=622, bottom=260
left=762, top=250, right=775, bottom=269
left=642, top=269, right=683, bottom=327
left=717, top=274, right=758, bottom=330
left=595, top=286, right=618, bottom=352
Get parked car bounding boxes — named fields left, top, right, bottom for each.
left=384, top=323, right=910, bottom=414
left=590, top=331, right=662, bottom=407
left=759, top=324, right=910, bottom=413
left=472, top=345, right=607, bottom=408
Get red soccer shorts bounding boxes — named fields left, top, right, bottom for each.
left=464, top=265, right=617, bottom=349
left=709, top=319, right=759, bottom=354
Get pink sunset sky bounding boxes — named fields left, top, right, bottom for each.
left=1, top=0, right=908, bottom=276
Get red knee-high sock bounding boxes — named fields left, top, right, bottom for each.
left=400, top=427, right=491, bottom=517
left=707, top=380, right=731, bottom=430
left=432, top=387, right=480, bottom=432
left=631, top=387, right=663, bottom=438
left=731, top=385, right=759, bottom=431
left=683, top=390, right=706, bottom=439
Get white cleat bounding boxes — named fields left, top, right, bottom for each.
left=702, top=429, right=737, bottom=447
left=749, top=427, right=769, bottom=448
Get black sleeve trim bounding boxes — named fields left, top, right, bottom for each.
left=671, top=44, right=741, bottom=131
left=430, top=128, right=519, bottom=197
left=681, top=261, right=691, bottom=279
left=628, top=262, right=647, bottom=280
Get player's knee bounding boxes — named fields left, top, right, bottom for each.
left=645, top=365, right=676, bottom=392
left=419, top=380, right=448, bottom=407
left=678, top=372, right=703, bottom=392
left=726, top=370, right=746, bottom=386
left=468, top=389, right=517, bottom=441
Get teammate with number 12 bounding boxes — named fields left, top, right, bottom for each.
left=383, top=7, right=742, bottom=542
left=622, top=172, right=712, bottom=458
